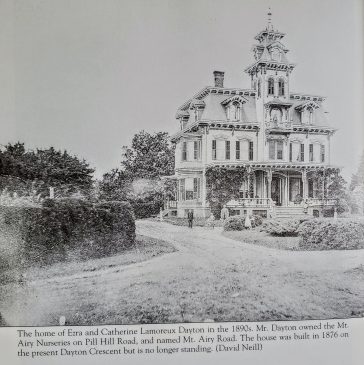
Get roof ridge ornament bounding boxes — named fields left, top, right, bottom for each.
left=267, top=7, right=273, bottom=31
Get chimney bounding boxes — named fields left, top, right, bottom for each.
left=213, top=71, right=224, bottom=88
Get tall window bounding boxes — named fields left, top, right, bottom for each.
left=225, top=141, right=230, bottom=160
left=212, top=140, right=217, bottom=160
left=193, top=140, right=201, bottom=160
left=182, top=141, right=187, bottom=161
left=277, top=141, right=283, bottom=160
left=268, top=78, right=274, bottom=95
left=308, top=107, right=314, bottom=125
left=236, top=140, right=253, bottom=161
left=309, top=144, right=314, bottom=162
left=193, top=178, right=201, bottom=199
left=278, top=79, right=285, bottom=96
left=269, top=141, right=275, bottom=160
left=249, top=141, right=254, bottom=161
left=269, top=140, right=283, bottom=160
left=179, top=179, right=185, bottom=200
left=300, top=144, right=305, bottom=162
left=258, top=80, right=261, bottom=97
left=320, top=145, right=325, bottom=162
left=289, top=143, right=292, bottom=162
left=236, top=141, right=240, bottom=159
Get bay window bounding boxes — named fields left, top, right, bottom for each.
left=179, top=178, right=201, bottom=201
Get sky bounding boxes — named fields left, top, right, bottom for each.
left=0, top=0, right=363, bottom=180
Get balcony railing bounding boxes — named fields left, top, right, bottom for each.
left=265, top=119, right=292, bottom=130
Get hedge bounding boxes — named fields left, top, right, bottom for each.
left=297, top=218, right=364, bottom=250
left=261, top=217, right=311, bottom=237
left=3, top=198, right=136, bottom=265
left=223, top=215, right=264, bottom=231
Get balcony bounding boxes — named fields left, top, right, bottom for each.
left=265, top=118, right=292, bottom=131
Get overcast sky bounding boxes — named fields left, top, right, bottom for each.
left=0, top=0, right=363, bottom=180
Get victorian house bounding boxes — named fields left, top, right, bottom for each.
left=168, top=17, right=338, bottom=219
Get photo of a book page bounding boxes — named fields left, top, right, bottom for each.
left=0, top=0, right=363, bottom=364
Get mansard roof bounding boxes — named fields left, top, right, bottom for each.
left=175, top=87, right=256, bottom=119
left=201, top=92, right=257, bottom=123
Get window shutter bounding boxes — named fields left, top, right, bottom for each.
left=225, top=141, right=230, bottom=160
left=212, top=140, right=217, bottom=160
left=236, top=141, right=240, bottom=160
left=194, top=141, right=199, bottom=160
left=182, top=141, right=187, bottom=161
left=309, top=144, right=313, bottom=162
left=320, top=145, right=325, bottom=163
left=179, top=179, right=185, bottom=201
left=300, top=144, right=305, bottom=162
left=249, top=141, right=254, bottom=161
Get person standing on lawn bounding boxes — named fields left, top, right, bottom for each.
left=244, top=214, right=252, bottom=229
left=220, top=205, right=229, bottom=221
left=187, top=210, right=194, bottom=228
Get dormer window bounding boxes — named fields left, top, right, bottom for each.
left=278, top=78, right=285, bottom=96
left=221, top=95, right=247, bottom=121
left=268, top=78, right=274, bottom=95
left=307, top=107, right=313, bottom=125
left=295, top=101, right=320, bottom=125
left=230, top=102, right=241, bottom=121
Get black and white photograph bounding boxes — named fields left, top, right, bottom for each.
left=0, top=0, right=363, bottom=332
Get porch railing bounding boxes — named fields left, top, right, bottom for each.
left=235, top=198, right=274, bottom=208
left=307, top=198, right=337, bottom=206
left=164, top=200, right=178, bottom=210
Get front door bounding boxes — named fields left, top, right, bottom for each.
left=271, top=177, right=282, bottom=206
left=289, top=178, right=303, bottom=203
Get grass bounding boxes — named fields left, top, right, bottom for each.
left=223, top=228, right=300, bottom=250
left=0, top=234, right=176, bottom=284
left=1, top=220, right=364, bottom=326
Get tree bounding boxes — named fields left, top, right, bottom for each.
left=121, top=131, right=175, bottom=179
left=99, top=131, right=176, bottom=218
left=307, top=168, right=349, bottom=214
left=0, top=142, right=94, bottom=196
left=349, top=151, right=364, bottom=214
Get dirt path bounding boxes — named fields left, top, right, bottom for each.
left=1, top=220, right=364, bottom=325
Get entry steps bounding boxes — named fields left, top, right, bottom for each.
left=274, top=206, right=306, bottom=219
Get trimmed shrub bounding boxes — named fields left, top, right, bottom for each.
left=298, top=218, right=364, bottom=250
left=261, top=218, right=310, bottom=237
left=4, top=198, right=136, bottom=265
left=223, top=216, right=245, bottom=231
left=251, top=214, right=264, bottom=228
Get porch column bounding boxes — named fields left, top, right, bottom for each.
left=267, top=169, right=272, bottom=199
left=201, top=168, right=206, bottom=206
left=302, top=170, right=308, bottom=199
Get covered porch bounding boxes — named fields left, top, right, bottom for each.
left=226, top=164, right=338, bottom=218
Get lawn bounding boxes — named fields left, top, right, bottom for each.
left=0, top=234, right=176, bottom=289
left=223, top=228, right=300, bottom=250
left=1, top=220, right=364, bottom=326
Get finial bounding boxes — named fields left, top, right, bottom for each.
left=267, top=7, right=273, bottom=31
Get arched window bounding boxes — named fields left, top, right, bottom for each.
left=268, top=78, right=274, bottom=95
left=233, top=102, right=241, bottom=120
left=278, top=79, right=285, bottom=96
left=308, top=107, right=314, bottom=125
left=257, top=80, right=261, bottom=97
